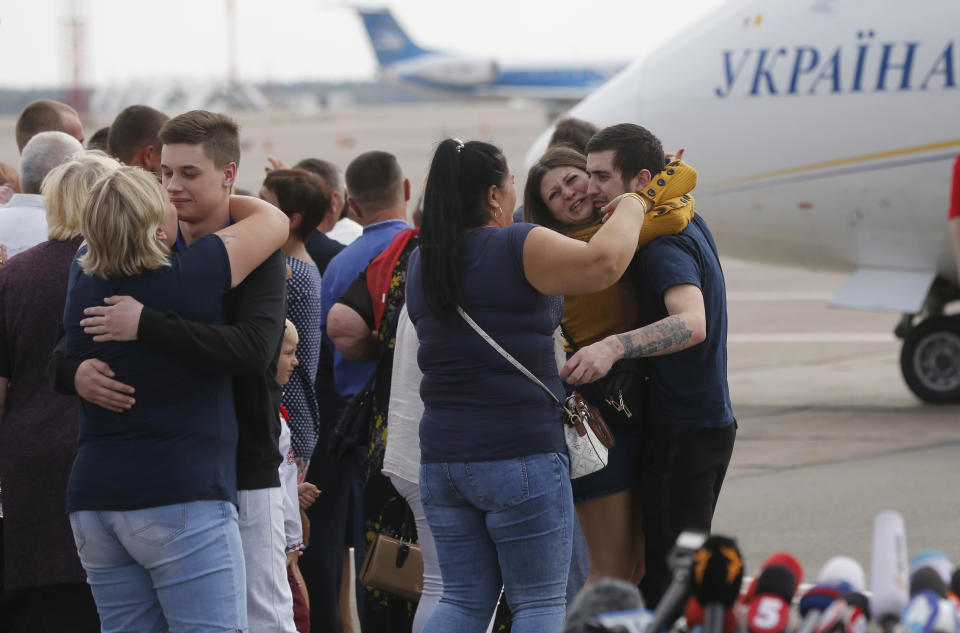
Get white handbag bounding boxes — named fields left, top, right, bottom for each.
left=457, top=307, right=613, bottom=479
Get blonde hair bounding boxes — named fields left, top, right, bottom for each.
left=0, top=162, right=18, bottom=188
left=78, top=166, right=171, bottom=279
left=283, top=318, right=299, bottom=346
left=43, top=151, right=120, bottom=241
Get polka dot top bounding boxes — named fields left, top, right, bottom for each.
left=283, top=256, right=323, bottom=459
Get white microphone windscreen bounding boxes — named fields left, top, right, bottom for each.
left=870, top=510, right=909, bottom=619
left=931, top=598, right=959, bottom=633
left=818, top=556, right=866, bottom=592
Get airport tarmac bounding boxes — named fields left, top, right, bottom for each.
left=716, top=256, right=960, bottom=580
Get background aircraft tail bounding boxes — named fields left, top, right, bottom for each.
left=357, top=8, right=431, bottom=67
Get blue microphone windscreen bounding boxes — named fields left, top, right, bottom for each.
left=799, top=585, right=842, bottom=616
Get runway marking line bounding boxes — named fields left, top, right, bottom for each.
left=728, top=333, right=894, bottom=343
left=727, top=291, right=834, bottom=302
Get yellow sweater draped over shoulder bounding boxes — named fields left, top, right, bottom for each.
left=560, top=160, right=698, bottom=350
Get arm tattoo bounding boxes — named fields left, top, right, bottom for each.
left=616, top=315, right=694, bottom=358
left=217, top=233, right=236, bottom=245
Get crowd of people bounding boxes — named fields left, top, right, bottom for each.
left=0, top=98, right=738, bottom=633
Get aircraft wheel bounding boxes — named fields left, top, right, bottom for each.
left=900, top=316, right=960, bottom=403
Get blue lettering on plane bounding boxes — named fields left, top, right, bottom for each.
left=715, top=32, right=956, bottom=97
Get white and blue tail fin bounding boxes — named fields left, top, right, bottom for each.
left=356, top=8, right=431, bottom=67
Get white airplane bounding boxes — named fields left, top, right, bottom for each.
left=526, top=0, right=960, bottom=403
left=355, top=7, right=626, bottom=104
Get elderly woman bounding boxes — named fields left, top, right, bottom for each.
left=405, top=138, right=647, bottom=633
left=0, top=151, right=116, bottom=633
left=522, top=145, right=697, bottom=587
left=63, top=166, right=288, bottom=633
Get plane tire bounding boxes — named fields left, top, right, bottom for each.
left=899, top=315, right=960, bottom=403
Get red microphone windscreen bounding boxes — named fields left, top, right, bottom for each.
left=746, top=594, right=791, bottom=633
left=685, top=596, right=706, bottom=625
left=765, top=552, right=804, bottom=589
left=744, top=552, right=803, bottom=603
left=685, top=596, right=738, bottom=633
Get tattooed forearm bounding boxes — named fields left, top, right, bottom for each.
left=616, top=315, right=695, bottom=358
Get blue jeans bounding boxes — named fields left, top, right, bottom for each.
left=69, top=500, right=246, bottom=633
left=420, top=453, right=573, bottom=633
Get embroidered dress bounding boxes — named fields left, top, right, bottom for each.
left=284, top=256, right=322, bottom=473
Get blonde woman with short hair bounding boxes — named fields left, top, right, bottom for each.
left=42, top=150, right=117, bottom=241
left=0, top=151, right=120, bottom=631
left=62, top=166, right=289, bottom=633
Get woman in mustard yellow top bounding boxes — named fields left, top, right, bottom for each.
left=523, top=145, right=697, bottom=587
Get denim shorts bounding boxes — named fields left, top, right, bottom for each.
left=568, top=377, right=643, bottom=503
left=69, top=500, right=246, bottom=633
left=571, top=423, right=643, bottom=503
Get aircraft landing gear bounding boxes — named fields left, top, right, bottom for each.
left=899, top=315, right=960, bottom=403
left=896, top=277, right=960, bottom=403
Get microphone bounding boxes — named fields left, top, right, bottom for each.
left=949, top=569, right=960, bottom=610
left=814, top=595, right=849, bottom=633
left=643, top=531, right=708, bottom=633
left=755, top=565, right=800, bottom=602
left=689, top=535, right=744, bottom=633
left=797, top=557, right=863, bottom=633
left=902, top=591, right=958, bottom=633
left=819, top=556, right=866, bottom=593
left=870, top=510, right=910, bottom=633
left=843, top=592, right=871, bottom=633
left=913, top=567, right=949, bottom=599
left=563, top=577, right=646, bottom=633
left=744, top=565, right=800, bottom=633
left=796, top=585, right=844, bottom=633
left=743, top=552, right=804, bottom=604
left=911, top=551, right=955, bottom=586
left=682, top=597, right=738, bottom=633
left=593, top=609, right=656, bottom=633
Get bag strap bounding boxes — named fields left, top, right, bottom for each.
left=559, top=323, right=580, bottom=352
left=456, top=306, right=561, bottom=406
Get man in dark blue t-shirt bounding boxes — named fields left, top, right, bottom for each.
left=561, top=123, right=736, bottom=609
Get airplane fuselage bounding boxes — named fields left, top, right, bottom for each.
left=528, top=0, right=959, bottom=282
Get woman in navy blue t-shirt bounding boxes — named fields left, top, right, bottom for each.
left=63, top=166, right=288, bottom=633
left=405, top=139, right=647, bottom=633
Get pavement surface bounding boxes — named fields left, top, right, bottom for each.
left=715, top=257, right=960, bottom=581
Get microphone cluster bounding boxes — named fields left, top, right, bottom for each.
left=569, top=511, right=960, bottom=633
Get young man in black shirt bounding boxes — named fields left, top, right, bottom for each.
left=49, top=111, right=296, bottom=632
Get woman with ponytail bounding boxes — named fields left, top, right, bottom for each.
left=405, top=139, right=648, bottom=633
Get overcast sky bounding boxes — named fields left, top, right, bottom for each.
left=0, top=0, right=724, bottom=89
